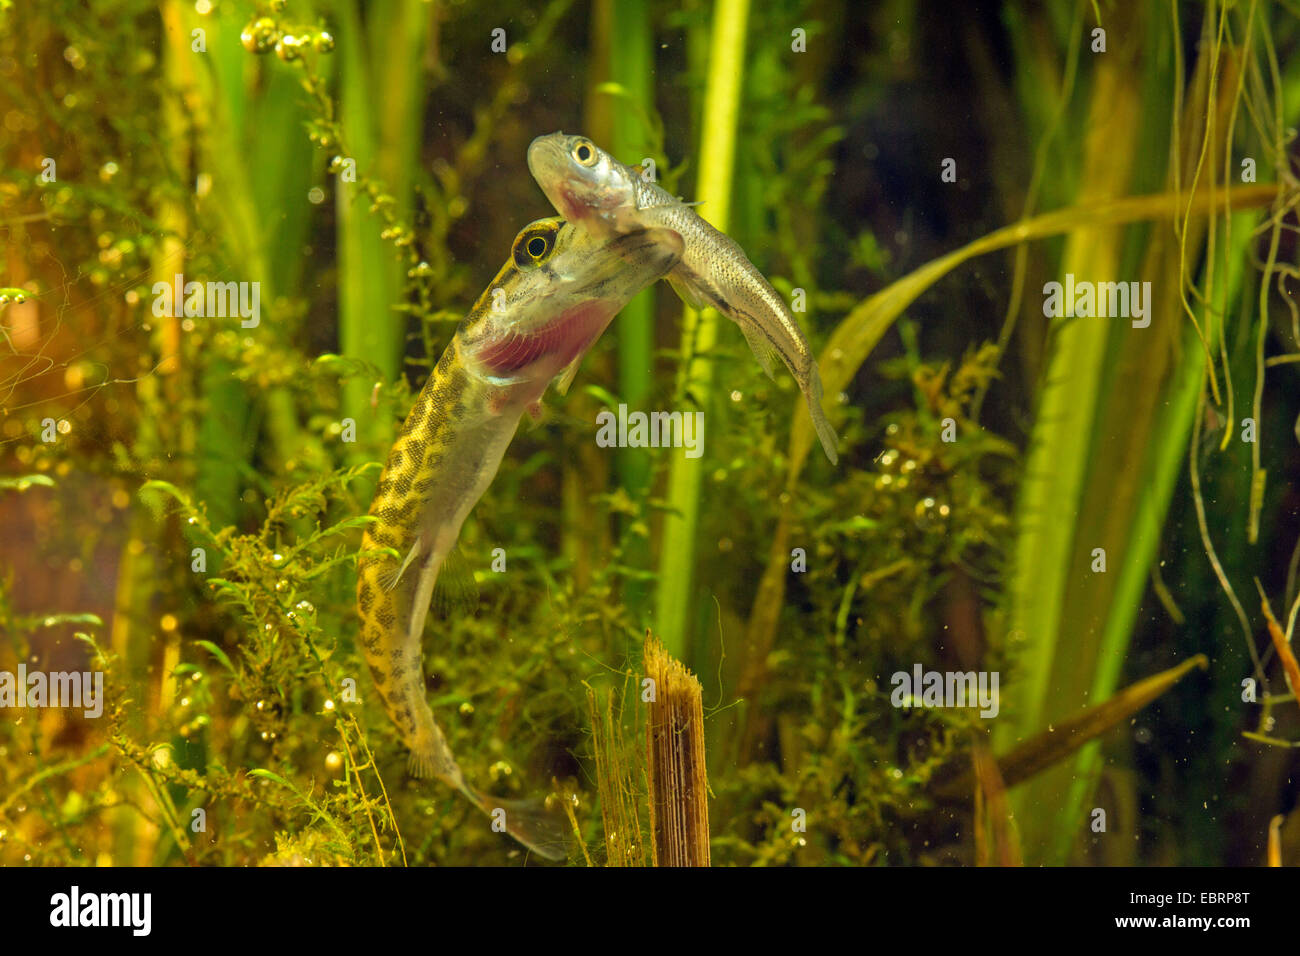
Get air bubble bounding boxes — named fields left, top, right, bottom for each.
left=240, top=18, right=278, bottom=54
left=275, top=34, right=306, bottom=62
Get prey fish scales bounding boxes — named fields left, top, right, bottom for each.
left=527, top=131, right=840, bottom=465
left=356, top=218, right=683, bottom=859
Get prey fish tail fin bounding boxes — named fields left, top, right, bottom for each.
left=803, top=365, right=840, bottom=466
left=459, top=783, right=569, bottom=861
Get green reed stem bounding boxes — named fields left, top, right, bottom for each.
left=655, top=0, right=749, bottom=660
left=608, top=0, right=656, bottom=616
left=335, top=0, right=429, bottom=461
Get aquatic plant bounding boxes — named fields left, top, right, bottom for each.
left=1, top=0, right=1298, bottom=870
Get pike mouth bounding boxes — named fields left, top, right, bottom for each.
left=555, top=184, right=596, bottom=224
left=477, top=299, right=614, bottom=377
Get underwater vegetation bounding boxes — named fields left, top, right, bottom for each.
left=1, top=0, right=1299, bottom=869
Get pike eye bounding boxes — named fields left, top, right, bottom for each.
left=513, top=227, right=556, bottom=269
left=572, top=140, right=595, bottom=165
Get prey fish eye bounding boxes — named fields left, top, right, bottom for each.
left=527, top=235, right=548, bottom=258
left=572, top=140, right=595, bottom=165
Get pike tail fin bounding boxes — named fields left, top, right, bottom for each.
left=408, top=727, right=568, bottom=860
left=461, top=784, right=569, bottom=861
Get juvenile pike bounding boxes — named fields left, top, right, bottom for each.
left=527, top=131, right=840, bottom=465
left=357, top=218, right=683, bottom=859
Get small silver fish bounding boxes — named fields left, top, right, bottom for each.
left=527, top=131, right=840, bottom=465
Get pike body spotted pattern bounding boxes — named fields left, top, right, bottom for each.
left=356, top=218, right=683, bottom=859
left=527, top=131, right=840, bottom=465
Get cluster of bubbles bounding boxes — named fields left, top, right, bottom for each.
left=876, top=424, right=952, bottom=533
left=543, top=791, right=580, bottom=811
left=177, top=670, right=207, bottom=738
left=239, top=2, right=334, bottom=63
left=306, top=124, right=335, bottom=149
left=379, top=224, right=414, bottom=247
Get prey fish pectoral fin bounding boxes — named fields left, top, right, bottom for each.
left=666, top=272, right=781, bottom=381
left=739, top=324, right=781, bottom=382
left=666, top=272, right=707, bottom=312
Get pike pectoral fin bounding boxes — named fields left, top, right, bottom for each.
left=553, top=355, right=583, bottom=396
left=384, top=534, right=426, bottom=592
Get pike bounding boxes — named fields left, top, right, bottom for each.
left=356, top=218, right=683, bottom=859
left=527, top=131, right=840, bottom=464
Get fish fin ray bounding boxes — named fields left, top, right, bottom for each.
left=666, top=273, right=708, bottom=311
left=553, top=354, right=584, bottom=396
left=740, top=324, right=781, bottom=381
left=408, top=749, right=436, bottom=780
left=383, top=534, right=425, bottom=592
left=805, top=369, right=840, bottom=465
left=668, top=272, right=782, bottom=380
left=432, top=545, right=479, bottom=619
left=460, top=785, right=568, bottom=861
